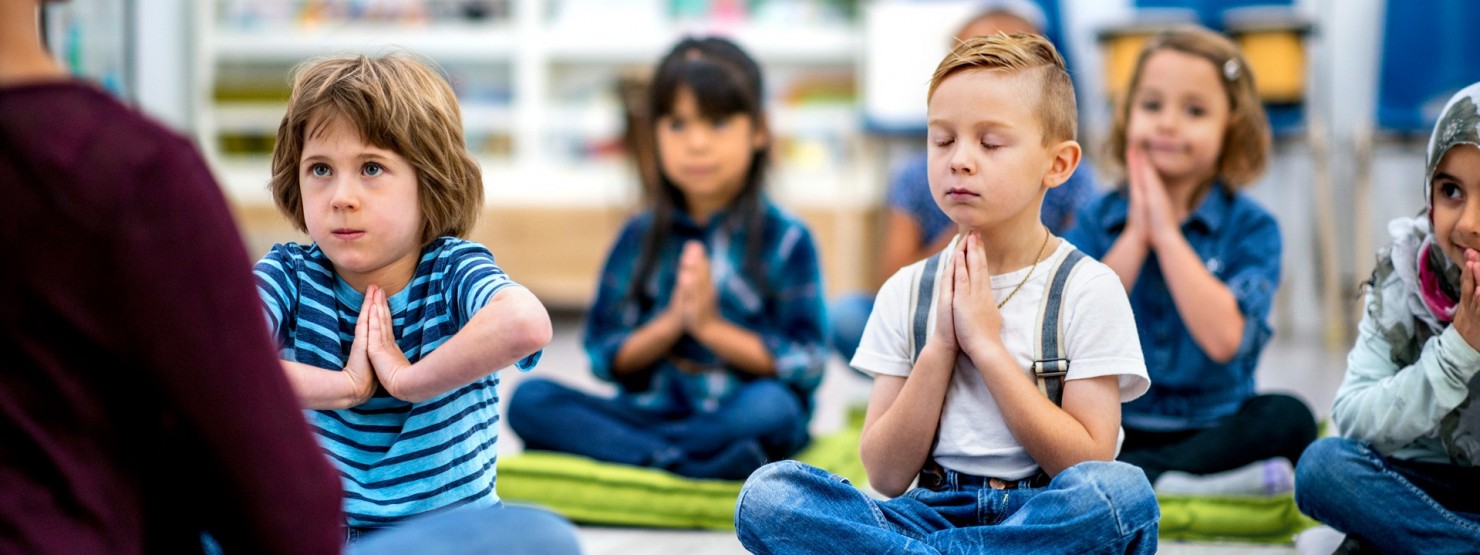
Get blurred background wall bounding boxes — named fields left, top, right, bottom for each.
left=42, top=0, right=1480, bottom=352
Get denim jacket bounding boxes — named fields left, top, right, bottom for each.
left=1065, top=182, right=1280, bottom=430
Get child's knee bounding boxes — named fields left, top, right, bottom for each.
left=496, top=506, right=582, bottom=555
left=1061, top=461, right=1160, bottom=528
left=742, top=379, right=795, bottom=404
left=736, top=380, right=802, bottom=422
left=1294, top=437, right=1363, bottom=511
left=736, top=460, right=826, bottom=525
left=1251, top=394, right=1318, bottom=441
left=507, top=379, right=561, bottom=427
left=1295, top=438, right=1357, bottom=482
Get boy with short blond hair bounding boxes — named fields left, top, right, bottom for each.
left=734, top=34, right=1159, bottom=554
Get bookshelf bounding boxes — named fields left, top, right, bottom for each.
left=197, top=0, right=877, bottom=307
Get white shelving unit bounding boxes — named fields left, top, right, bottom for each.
left=195, top=0, right=879, bottom=305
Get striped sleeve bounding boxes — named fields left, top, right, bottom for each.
left=253, top=244, right=301, bottom=348
left=442, top=240, right=538, bottom=371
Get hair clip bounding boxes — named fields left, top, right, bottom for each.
left=1223, top=58, right=1241, bottom=81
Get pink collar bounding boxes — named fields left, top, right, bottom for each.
left=1418, top=237, right=1457, bottom=324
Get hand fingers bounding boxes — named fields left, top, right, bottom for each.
left=1472, top=259, right=1480, bottom=314
left=969, top=232, right=989, bottom=274
left=1465, top=250, right=1477, bottom=306
left=1133, top=143, right=1153, bottom=187
left=676, top=266, right=694, bottom=295
left=954, top=245, right=969, bottom=300
left=941, top=243, right=958, bottom=305
left=355, top=285, right=374, bottom=342
left=1127, top=143, right=1142, bottom=188
left=378, top=289, right=395, bottom=345
left=367, top=289, right=383, bottom=354
left=682, top=241, right=706, bottom=266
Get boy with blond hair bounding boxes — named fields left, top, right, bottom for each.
left=734, top=34, right=1159, bottom=554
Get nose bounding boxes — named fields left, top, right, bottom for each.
left=1458, top=201, right=1480, bottom=240
left=329, top=178, right=360, bottom=211
left=948, top=143, right=975, bottom=175
left=1154, top=108, right=1178, bottom=133
left=683, top=125, right=713, bottom=152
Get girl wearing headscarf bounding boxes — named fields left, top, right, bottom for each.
left=1295, top=82, right=1480, bottom=553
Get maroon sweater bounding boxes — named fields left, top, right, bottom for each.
left=0, top=81, right=342, bottom=554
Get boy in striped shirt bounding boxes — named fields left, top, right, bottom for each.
left=253, top=53, right=568, bottom=544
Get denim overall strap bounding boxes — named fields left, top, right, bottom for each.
left=1032, top=249, right=1085, bottom=407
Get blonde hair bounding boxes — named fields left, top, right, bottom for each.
left=1107, top=25, right=1270, bottom=188
left=269, top=53, right=482, bottom=243
left=927, top=33, right=1077, bottom=145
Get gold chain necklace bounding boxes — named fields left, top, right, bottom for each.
left=995, top=227, right=1052, bottom=310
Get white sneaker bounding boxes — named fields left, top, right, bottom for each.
left=1154, top=458, right=1294, bottom=496
left=1293, top=525, right=1346, bottom=555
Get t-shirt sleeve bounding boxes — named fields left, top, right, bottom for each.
left=850, top=266, right=919, bottom=378
left=444, top=241, right=538, bottom=371
left=1062, top=263, right=1150, bottom=401
left=252, top=244, right=299, bottom=349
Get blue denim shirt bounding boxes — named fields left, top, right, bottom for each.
left=1064, top=183, right=1281, bottom=430
left=584, top=198, right=829, bottom=418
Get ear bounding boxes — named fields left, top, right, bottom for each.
left=1043, top=140, right=1082, bottom=189
left=751, top=113, right=770, bottom=150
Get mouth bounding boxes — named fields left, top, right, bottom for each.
left=1143, top=140, right=1184, bottom=154
left=331, top=228, right=365, bottom=240
left=944, top=187, right=979, bottom=201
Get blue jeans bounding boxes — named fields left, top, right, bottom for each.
left=346, top=504, right=580, bottom=554
left=734, top=460, right=1159, bottom=554
left=828, top=292, right=874, bottom=364
left=1295, top=437, right=1480, bottom=554
left=204, top=505, right=580, bottom=555
left=508, top=377, right=809, bottom=479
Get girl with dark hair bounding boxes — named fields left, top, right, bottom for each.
left=508, top=37, right=829, bottom=480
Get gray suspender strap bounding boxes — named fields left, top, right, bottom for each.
left=910, top=250, right=947, bottom=362
left=908, top=246, right=1086, bottom=407
left=1033, top=249, right=1086, bottom=407
left=910, top=244, right=1083, bottom=487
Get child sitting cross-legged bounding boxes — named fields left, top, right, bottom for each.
left=733, top=33, right=1159, bottom=555
left=255, top=53, right=577, bottom=550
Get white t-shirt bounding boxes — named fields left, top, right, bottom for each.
left=851, top=238, right=1150, bottom=480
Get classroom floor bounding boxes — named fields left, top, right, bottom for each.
left=499, top=310, right=1348, bottom=555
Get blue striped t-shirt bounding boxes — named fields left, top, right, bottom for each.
left=254, top=237, right=539, bottom=526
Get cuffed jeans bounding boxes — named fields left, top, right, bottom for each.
left=734, top=460, right=1159, bottom=554
left=1295, top=437, right=1480, bottom=555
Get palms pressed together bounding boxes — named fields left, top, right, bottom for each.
left=343, top=284, right=413, bottom=403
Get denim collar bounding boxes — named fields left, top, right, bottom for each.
left=671, top=196, right=760, bottom=235
left=1102, top=181, right=1232, bottom=235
